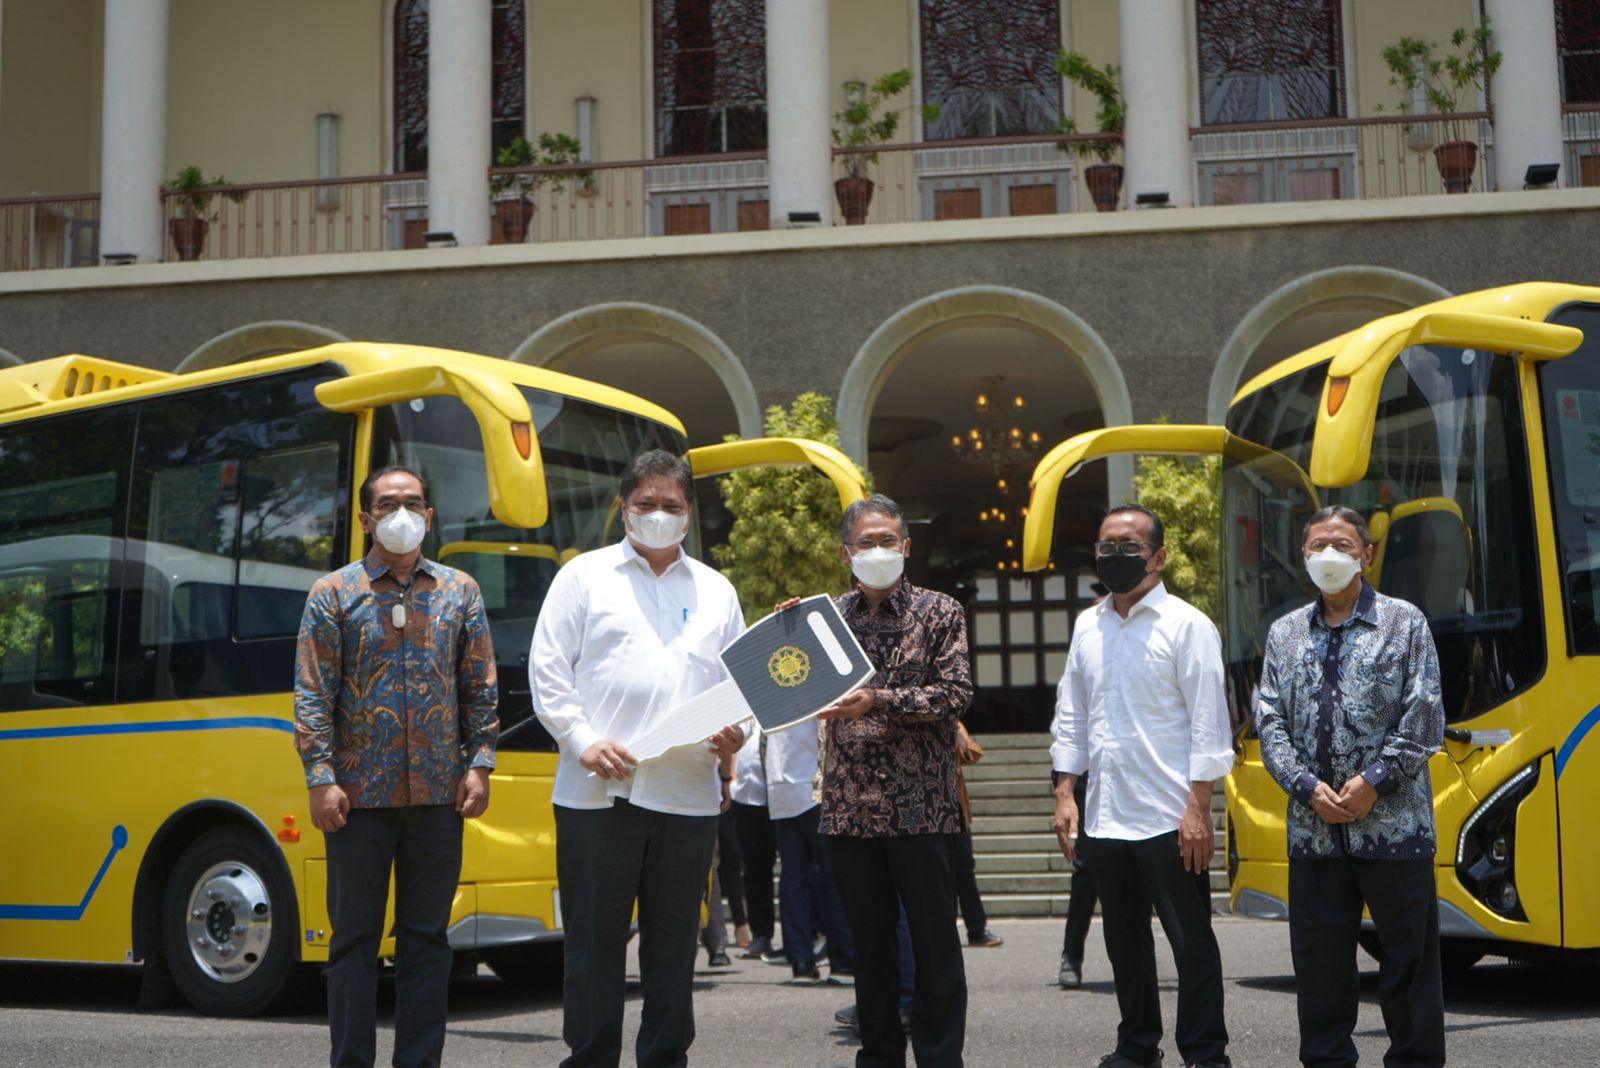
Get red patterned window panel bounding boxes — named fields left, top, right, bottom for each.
left=1558, top=0, right=1600, bottom=104
left=391, top=0, right=527, bottom=173
left=654, top=0, right=767, bottom=157
left=1196, top=0, right=1346, bottom=126
left=921, top=0, right=1063, bottom=140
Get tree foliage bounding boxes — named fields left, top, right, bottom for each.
left=1132, top=450, right=1221, bottom=624
left=711, top=393, right=866, bottom=623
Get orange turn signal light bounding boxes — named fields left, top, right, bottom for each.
left=277, top=827, right=301, bottom=843
left=1326, top=377, right=1350, bottom=417
left=511, top=422, right=532, bottom=460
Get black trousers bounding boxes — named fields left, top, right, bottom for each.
left=828, top=833, right=967, bottom=1068
left=1086, top=831, right=1229, bottom=1067
left=555, top=800, right=717, bottom=1068
left=1061, top=777, right=1096, bottom=965
left=1288, top=856, right=1444, bottom=1068
left=731, top=801, right=776, bottom=940
left=324, top=804, right=463, bottom=1068
left=952, top=826, right=987, bottom=939
left=716, top=808, right=747, bottom=927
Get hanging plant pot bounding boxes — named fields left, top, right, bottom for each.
left=496, top=196, right=535, bottom=243
left=1433, top=141, right=1478, bottom=194
left=834, top=176, right=875, bottom=226
left=1084, top=164, right=1124, bottom=212
left=168, top=217, right=209, bottom=261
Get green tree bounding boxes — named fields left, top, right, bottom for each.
left=711, top=393, right=867, bottom=623
left=1132, top=450, right=1221, bottom=624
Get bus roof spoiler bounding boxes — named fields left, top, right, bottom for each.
left=687, top=438, right=869, bottom=512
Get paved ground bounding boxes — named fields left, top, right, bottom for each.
left=2, top=917, right=1597, bottom=1067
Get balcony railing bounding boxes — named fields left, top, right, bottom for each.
left=1, top=194, right=100, bottom=271
left=1191, top=112, right=1494, bottom=203
left=1562, top=103, right=1600, bottom=187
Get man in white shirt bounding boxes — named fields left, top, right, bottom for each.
left=530, top=450, right=747, bottom=1068
left=765, top=721, right=854, bottom=984
left=1051, top=505, right=1234, bottom=1068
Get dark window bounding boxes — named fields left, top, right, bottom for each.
left=1542, top=303, right=1600, bottom=655
left=392, top=0, right=528, bottom=173
left=920, top=0, right=1062, bottom=140
left=1197, top=0, right=1346, bottom=125
left=1558, top=0, right=1600, bottom=104
left=0, top=408, right=134, bottom=712
left=654, top=0, right=767, bottom=156
left=117, top=369, right=353, bottom=702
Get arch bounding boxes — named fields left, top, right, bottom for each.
left=1207, top=266, right=1452, bottom=423
left=510, top=302, right=764, bottom=440
left=0, top=348, right=20, bottom=367
left=838, top=285, right=1135, bottom=502
left=178, top=321, right=350, bottom=373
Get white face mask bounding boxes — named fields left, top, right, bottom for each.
left=373, top=506, right=426, bottom=556
left=1305, top=545, right=1362, bottom=595
left=627, top=509, right=689, bottom=551
left=851, top=546, right=905, bottom=590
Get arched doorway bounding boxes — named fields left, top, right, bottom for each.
left=178, top=322, right=350, bottom=372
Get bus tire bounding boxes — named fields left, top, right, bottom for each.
left=160, top=827, right=299, bottom=1016
left=481, top=941, right=564, bottom=987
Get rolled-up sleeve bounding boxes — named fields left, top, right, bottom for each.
left=530, top=564, right=603, bottom=757
left=293, top=580, right=342, bottom=788
left=1176, top=614, right=1235, bottom=782
left=456, top=578, right=499, bottom=769
left=1050, top=637, right=1089, bottom=776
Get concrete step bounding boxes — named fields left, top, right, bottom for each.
left=969, top=814, right=1054, bottom=835
left=982, top=890, right=1232, bottom=918
left=965, top=779, right=1053, bottom=800
left=969, top=745, right=1052, bottom=767
left=974, top=868, right=1231, bottom=895
left=969, top=796, right=1054, bottom=817
left=974, top=851, right=1075, bottom=874
left=963, top=759, right=1050, bottom=783
left=971, top=832, right=1059, bottom=854
left=967, top=733, right=1051, bottom=750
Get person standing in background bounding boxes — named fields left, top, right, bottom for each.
left=953, top=722, right=1003, bottom=949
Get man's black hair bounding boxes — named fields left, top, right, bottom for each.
left=619, top=449, right=695, bottom=507
left=1103, top=503, right=1164, bottom=548
left=1301, top=504, right=1371, bottom=547
left=360, top=465, right=430, bottom=514
left=839, top=493, right=908, bottom=544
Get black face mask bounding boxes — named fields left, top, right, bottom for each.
left=1094, top=553, right=1149, bottom=595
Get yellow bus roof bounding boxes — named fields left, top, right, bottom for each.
left=0, top=342, right=687, bottom=435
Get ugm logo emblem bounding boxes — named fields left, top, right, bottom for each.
left=767, top=645, right=810, bottom=688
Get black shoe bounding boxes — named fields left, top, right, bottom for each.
left=1058, top=953, right=1082, bottom=989
left=788, top=963, right=824, bottom=985
left=738, top=936, right=772, bottom=960
left=834, top=1003, right=857, bottom=1027
left=1185, top=1061, right=1230, bottom=1068
left=707, top=951, right=732, bottom=967
left=826, top=967, right=854, bottom=986
left=967, top=928, right=1004, bottom=947
left=1097, top=1051, right=1163, bottom=1067
left=761, top=947, right=791, bottom=966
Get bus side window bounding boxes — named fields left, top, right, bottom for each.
left=1544, top=305, right=1600, bottom=655
left=0, top=408, right=133, bottom=712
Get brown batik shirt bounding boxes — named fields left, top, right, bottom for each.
left=819, top=580, right=973, bottom=838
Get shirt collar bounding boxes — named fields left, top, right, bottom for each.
left=620, top=536, right=686, bottom=574
left=362, top=551, right=437, bottom=584
left=1103, top=579, right=1168, bottom=620
left=845, top=577, right=913, bottom=617
left=1306, top=579, right=1378, bottom=629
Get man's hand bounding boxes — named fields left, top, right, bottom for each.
left=580, top=740, right=638, bottom=781
left=818, top=688, right=875, bottom=721
left=706, top=723, right=745, bottom=758
left=309, top=783, right=349, bottom=834
left=455, top=767, right=490, bottom=819
left=1335, top=774, right=1378, bottom=819
left=1052, top=779, right=1080, bottom=864
left=1179, top=803, right=1214, bottom=873
left=774, top=597, right=802, bottom=613
left=1310, top=781, right=1356, bottom=824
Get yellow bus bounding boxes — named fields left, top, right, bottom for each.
left=0, top=343, right=866, bottom=1014
left=1022, top=283, right=1600, bottom=970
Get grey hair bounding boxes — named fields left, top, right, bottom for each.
left=839, top=493, right=908, bottom=544
left=1301, top=504, right=1371, bottom=546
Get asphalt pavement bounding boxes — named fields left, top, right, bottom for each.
left=2, top=917, right=1597, bottom=1067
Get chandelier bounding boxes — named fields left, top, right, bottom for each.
left=948, top=377, right=1044, bottom=474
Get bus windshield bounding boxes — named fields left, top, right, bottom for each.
left=372, top=387, right=691, bottom=751
left=1223, top=345, right=1543, bottom=730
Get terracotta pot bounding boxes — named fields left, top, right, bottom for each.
left=1433, top=141, right=1478, bottom=194
left=1084, top=163, right=1124, bottom=212
left=834, top=176, right=875, bottom=226
left=496, top=197, right=535, bottom=243
left=168, top=217, right=209, bottom=261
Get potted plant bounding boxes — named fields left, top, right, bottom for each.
left=831, top=69, right=939, bottom=225
left=490, top=132, right=585, bottom=243
left=167, top=166, right=247, bottom=261
left=1379, top=18, right=1501, bottom=193
left=1053, top=51, right=1125, bottom=212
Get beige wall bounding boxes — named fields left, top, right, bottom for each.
left=829, top=0, right=915, bottom=127
left=1348, top=0, right=1481, bottom=116
left=531, top=0, right=646, bottom=160
left=1064, top=0, right=1119, bottom=132
left=0, top=0, right=102, bottom=197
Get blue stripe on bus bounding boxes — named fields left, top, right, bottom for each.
left=0, top=825, right=127, bottom=921
left=0, top=716, right=294, bottom=742
left=1555, top=703, right=1600, bottom=780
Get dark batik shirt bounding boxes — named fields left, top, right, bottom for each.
left=1255, top=581, right=1443, bottom=860
left=294, top=553, right=499, bottom=808
left=820, top=581, right=973, bottom=838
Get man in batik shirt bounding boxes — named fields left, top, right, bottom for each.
left=1256, top=504, right=1445, bottom=1068
left=817, top=492, right=972, bottom=1068
left=294, top=465, right=498, bottom=1068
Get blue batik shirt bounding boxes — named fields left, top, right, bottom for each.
left=1254, top=581, right=1443, bottom=860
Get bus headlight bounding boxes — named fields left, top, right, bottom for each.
left=1455, top=761, right=1538, bottom=922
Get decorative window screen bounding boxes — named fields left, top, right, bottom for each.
left=654, top=0, right=768, bottom=157
left=392, top=0, right=528, bottom=173
left=1558, top=0, right=1600, bottom=104
left=1196, top=0, right=1346, bottom=126
left=920, top=0, right=1063, bottom=140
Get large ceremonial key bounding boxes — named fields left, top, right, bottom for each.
left=624, top=594, right=874, bottom=761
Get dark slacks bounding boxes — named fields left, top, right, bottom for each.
left=731, top=801, right=776, bottom=940
left=829, top=833, right=967, bottom=1068
left=325, top=804, right=463, bottom=1068
left=1288, top=856, right=1444, bottom=1068
left=1061, top=777, right=1096, bottom=965
left=773, top=804, right=854, bottom=971
left=1086, top=831, right=1229, bottom=1067
left=716, top=808, right=747, bottom=927
left=555, top=800, right=717, bottom=1068
left=952, top=827, right=987, bottom=940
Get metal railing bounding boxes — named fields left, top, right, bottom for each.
left=1562, top=103, right=1600, bottom=187
left=1, top=194, right=101, bottom=272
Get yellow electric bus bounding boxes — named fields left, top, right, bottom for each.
left=1022, top=282, right=1600, bottom=970
left=0, top=343, right=866, bottom=1015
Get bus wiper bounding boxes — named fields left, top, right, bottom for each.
left=498, top=711, right=543, bottom=744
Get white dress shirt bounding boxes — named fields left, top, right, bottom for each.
left=729, top=729, right=767, bottom=807
left=1051, top=582, right=1234, bottom=841
left=530, top=539, right=746, bottom=817
left=763, top=720, right=822, bottom=821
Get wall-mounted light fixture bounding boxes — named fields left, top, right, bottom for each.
left=1134, top=191, right=1171, bottom=207
left=423, top=231, right=458, bottom=249
left=317, top=112, right=341, bottom=212
left=1523, top=162, right=1560, bottom=189
left=102, top=252, right=138, bottom=266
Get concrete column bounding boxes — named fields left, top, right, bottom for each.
left=428, top=0, right=492, bottom=246
left=1484, top=0, right=1565, bottom=190
left=99, top=0, right=169, bottom=263
left=1118, top=0, right=1193, bottom=208
left=765, top=0, right=833, bottom=227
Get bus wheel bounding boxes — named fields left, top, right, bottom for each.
left=481, top=942, right=564, bottom=988
left=161, top=827, right=298, bottom=1016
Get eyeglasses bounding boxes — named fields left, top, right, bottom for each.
left=852, top=536, right=902, bottom=552
left=368, top=497, right=427, bottom=518
left=1306, top=539, right=1362, bottom=554
left=1093, top=539, right=1152, bottom=558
